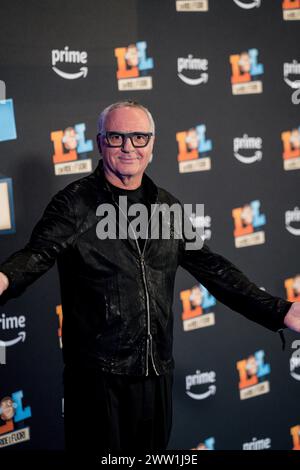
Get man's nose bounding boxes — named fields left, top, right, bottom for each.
left=121, top=136, right=135, bottom=153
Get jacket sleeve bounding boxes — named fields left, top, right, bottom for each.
left=178, top=236, right=293, bottom=333
left=0, top=188, right=78, bottom=305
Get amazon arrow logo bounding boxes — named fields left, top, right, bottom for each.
left=52, top=66, right=88, bottom=80
left=186, top=384, right=217, bottom=400
left=233, top=0, right=261, bottom=8
left=0, top=331, right=26, bottom=347
left=234, top=150, right=262, bottom=163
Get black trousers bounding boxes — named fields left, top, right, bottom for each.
left=63, top=362, right=174, bottom=454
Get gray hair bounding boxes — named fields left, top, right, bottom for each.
left=97, top=100, right=155, bottom=135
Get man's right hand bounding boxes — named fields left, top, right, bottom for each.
left=0, top=272, right=9, bottom=295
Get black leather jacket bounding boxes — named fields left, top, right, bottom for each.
left=0, top=159, right=292, bottom=375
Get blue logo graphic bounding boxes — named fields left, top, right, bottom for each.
left=0, top=99, right=17, bottom=142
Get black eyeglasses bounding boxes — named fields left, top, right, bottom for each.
left=98, top=131, right=153, bottom=148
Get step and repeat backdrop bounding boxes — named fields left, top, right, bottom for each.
left=0, top=0, right=300, bottom=451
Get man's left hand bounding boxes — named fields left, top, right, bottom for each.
left=284, top=302, right=300, bottom=333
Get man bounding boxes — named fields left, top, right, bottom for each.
left=0, top=100, right=299, bottom=454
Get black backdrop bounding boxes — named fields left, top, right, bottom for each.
left=0, top=0, right=300, bottom=451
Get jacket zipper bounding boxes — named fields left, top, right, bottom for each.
left=140, top=253, right=159, bottom=376
left=110, top=191, right=160, bottom=376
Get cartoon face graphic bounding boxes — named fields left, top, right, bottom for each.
left=290, top=129, right=300, bottom=149
left=190, top=286, right=203, bottom=308
left=246, top=355, right=258, bottom=377
left=191, top=442, right=209, bottom=450
left=238, top=52, right=251, bottom=73
left=125, top=44, right=139, bottom=67
left=0, top=396, right=15, bottom=421
left=62, top=127, right=78, bottom=150
left=241, top=204, right=253, bottom=226
left=186, top=128, right=198, bottom=151
left=293, top=275, right=300, bottom=296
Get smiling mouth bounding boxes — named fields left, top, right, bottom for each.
left=118, top=156, right=139, bottom=161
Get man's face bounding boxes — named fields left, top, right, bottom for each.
left=238, top=52, right=251, bottom=73
left=190, top=286, right=202, bottom=307
left=291, top=129, right=300, bottom=149
left=241, top=204, right=253, bottom=226
left=98, top=107, right=154, bottom=180
left=63, top=127, right=78, bottom=150
left=0, top=398, right=14, bottom=421
left=246, top=355, right=257, bottom=377
left=186, top=129, right=198, bottom=151
left=125, top=45, right=139, bottom=67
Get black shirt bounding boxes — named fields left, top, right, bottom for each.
left=106, top=179, right=150, bottom=253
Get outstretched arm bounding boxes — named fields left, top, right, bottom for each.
left=178, top=239, right=295, bottom=333
left=0, top=187, right=77, bottom=305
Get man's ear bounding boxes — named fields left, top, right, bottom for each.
left=96, top=134, right=102, bottom=155
left=152, top=135, right=156, bottom=151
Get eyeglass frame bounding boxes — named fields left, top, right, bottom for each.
left=97, top=131, right=154, bottom=148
